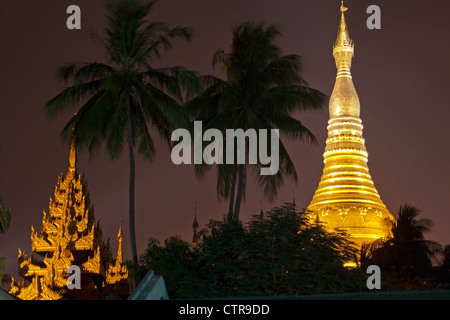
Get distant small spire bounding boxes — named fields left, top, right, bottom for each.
left=259, top=198, right=264, bottom=220
left=192, top=202, right=199, bottom=249
left=192, top=201, right=199, bottom=229
left=292, top=184, right=297, bottom=209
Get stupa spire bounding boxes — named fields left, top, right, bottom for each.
left=116, top=222, right=124, bottom=265
left=329, top=2, right=360, bottom=119
left=332, top=1, right=355, bottom=81
left=105, top=221, right=129, bottom=286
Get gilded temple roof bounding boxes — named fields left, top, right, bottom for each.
left=10, top=141, right=128, bottom=299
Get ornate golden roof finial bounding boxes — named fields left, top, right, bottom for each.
left=69, top=113, right=77, bottom=172
left=68, top=142, right=77, bottom=172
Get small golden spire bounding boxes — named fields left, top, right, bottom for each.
left=116, top=221, right=123, bottom=264
left=69, top=113, right=77, bottom=172
left=117, top=221, right=123, bottom=239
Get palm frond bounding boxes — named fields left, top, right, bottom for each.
left=56, top=63, right=81, bottom=83
left=270, top=115, right=317, bottom=144
left=261, top=85, right=326, bottom=114
left=73, top=62, right=116, bottom=84
left=143, top=66, right=201, bottom=102
left=141, top=25, right=193, bottom=61
left=74, top=90, right=115, bottom=153
left=183, top=75, right=228, bottom=119
left=105, top=0, right=155, bottom=64
left=256, top=169, right=284, bottom=202
left=45, top=80, right=104, bottom=120
left=260, top=54, right=304, bottom=87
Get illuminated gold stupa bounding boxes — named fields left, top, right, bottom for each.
left=306, top=3, right=394, bottom=249
left=9, top=142, right=129, bottom=300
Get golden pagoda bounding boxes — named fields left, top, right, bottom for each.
left=9, top=142, right=129, bottom=300
left=306, top=3, right=394, bottom=250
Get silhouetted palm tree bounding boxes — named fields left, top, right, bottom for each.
left=186, top=21, right=326, bottom=220
left=362, top=203, right=442, bottom=277
left=45, top=0, right=199, bottom=266
left=443, top=245, right=450, bottom=272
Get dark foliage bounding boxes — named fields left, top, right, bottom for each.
left=361, top=203, right=448, bottom=290
left=139, top=203, right=367, bottom=298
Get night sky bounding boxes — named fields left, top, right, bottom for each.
left=1, top=0, right=450, bottom=280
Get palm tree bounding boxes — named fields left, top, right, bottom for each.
left=362, top=203, right=442, bottom=277
left=185, top=21, right=326, bottom=220
left=45, top=0, right=199, bottom=266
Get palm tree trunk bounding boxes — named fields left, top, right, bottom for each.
left=228, top=167, right=237, bottom=217
left=233, top=163, right=245, bottom=220
left=126, top=97, right=138, bottom=267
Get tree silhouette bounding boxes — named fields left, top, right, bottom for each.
left=185, top=21, right=326, bottom=220
left=362, top=203, right=443, bottom=284
left=45, top=0, right=199, bottom=266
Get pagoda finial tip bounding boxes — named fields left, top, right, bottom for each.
left=69, top=142, right=76, bottom=171
left=118, top=222, right=123, bottom=237
left=69, top=113, right=77, bottom=172
left=333, top=0, right=353, bottom=54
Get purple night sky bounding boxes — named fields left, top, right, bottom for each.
left=1, top=0, right=450, bottom=280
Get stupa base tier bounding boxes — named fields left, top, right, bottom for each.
left=305, top=203, right=394, bottom=247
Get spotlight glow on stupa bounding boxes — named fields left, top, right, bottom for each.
left=306, top=3, right=394, bottom=250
